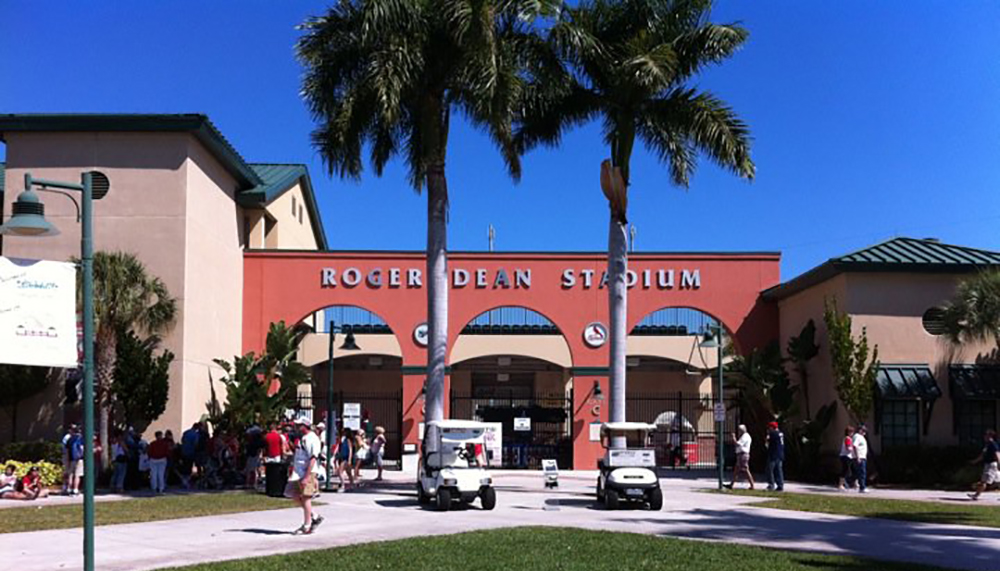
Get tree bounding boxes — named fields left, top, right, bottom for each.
left=823, top=298, right=879, bottom=425
left=297, top=0, right=556, bottom=426
left=80, top=251, right=177, bottom=464
left=111, top=329, right=174, bottom=434
left=942, top=269, right=1000, bottom=350
left=787, top=319, right=820, bottom=420
left=0, top=365, right=52, bottom=442
left=206, top=321, right=311, bottom=433
left=516, top=0, right=754, bottom=441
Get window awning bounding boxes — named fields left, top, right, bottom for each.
left=876, top=365, right=942, bottom=400
left=950, top=366, right=1000, bottom=399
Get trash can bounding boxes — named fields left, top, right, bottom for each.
left=265, top=462, right=288, bottom=498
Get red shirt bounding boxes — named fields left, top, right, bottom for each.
left=264, top=431, right=283, bottom=458
left=148, top=439, right=171, bottom=460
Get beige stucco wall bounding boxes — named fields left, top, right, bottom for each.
left=265, top=181, right=318, bottom=250
left=777, top=271, right=997, bottom=453
left=1, top=131, right=191, bottom=441
left=169, top=137, right=245, bottom=435
left=451, top=335, right=573, bottom=368
left=299, top=333, right=402, bottom=367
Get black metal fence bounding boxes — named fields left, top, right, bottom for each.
left=296, top=391, right=403, bottom=462
left=450, top=393, right=574, bottom=469
left=627, top=392, right=741, bottom=469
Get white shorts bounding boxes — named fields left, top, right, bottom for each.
left=983, top=462, right=999, bottom=485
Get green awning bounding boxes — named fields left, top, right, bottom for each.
left=876, top=365, right=942, bottom=399
left=950, top=366, right=1000, bottom=399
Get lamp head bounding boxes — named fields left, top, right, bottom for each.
left=339, top=331, right=360, bottom=351
left=0, top=189, right=59, bottom=237
left=592, top=379, right=604, bottom=401
left=699, top=330, right=718, bottom=349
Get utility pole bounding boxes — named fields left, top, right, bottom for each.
left=629, top=225, right=637, bottom=253
left=488, top=224, right=495, bottom=252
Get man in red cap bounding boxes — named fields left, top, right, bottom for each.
left=765, top=421, right=785, bottom=491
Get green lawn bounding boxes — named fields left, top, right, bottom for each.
left=725, top=489, right=1000, bottom=528
left=0, top=491, right=298, bottom=534
left=157, top=527, right=948, bottom=571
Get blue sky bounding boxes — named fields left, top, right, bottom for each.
left=2, top=1, right=998, bottom=280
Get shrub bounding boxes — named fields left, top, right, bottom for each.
left=874, top=445, right=979, bottom=489
left=1, top=460, right=63, bottom=487
left=0, top=440, right=63, bottom=464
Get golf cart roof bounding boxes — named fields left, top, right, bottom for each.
left=426, top=420, right=489, bottom=430
left=602, top=422, right=657, bottom=432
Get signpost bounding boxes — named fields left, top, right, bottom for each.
left=0, top=257, right=78, bottom=368
left=343, top=402, right=361, bottom=430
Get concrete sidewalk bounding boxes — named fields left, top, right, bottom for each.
left=3, top=471, right=998, bottom=571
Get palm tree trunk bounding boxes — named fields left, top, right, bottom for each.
left=95, top=328, right=117, bottom=467
left=608, top=217, right=628, bottom=449
left=425, top=163, right=449, bottom=426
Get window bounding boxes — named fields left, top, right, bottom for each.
left=957, top=400, right=997, bottom=449
left=881, top=400, right=920, bottom=447
left=292, top=196, right=297, bottom=217
left=299, top=204, right=304, bottom=224
left=922, top=307, right=947, bottom=335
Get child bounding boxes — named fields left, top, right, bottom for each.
left=371, top=426, right=387, bottom=481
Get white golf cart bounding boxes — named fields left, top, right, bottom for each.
left=417, top=420, right=497, bottom=511
left=596, top=422, right=663, bottom=510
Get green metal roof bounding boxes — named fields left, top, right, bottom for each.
left=950, top=365, right=1000, bottom=399
left=0, top=114, right=263, bottom=190
left=876, top=365, right=942, bottom=400
left=762, top=237, right=1000, bottom=301
left=241, top=164, right=328, bottom=249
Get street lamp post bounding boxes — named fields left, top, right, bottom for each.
left=324, top=320, right=359, bottom=491
left=700, top=325, right=725, bottom=490
left=0, top=172, right=98, bottom=571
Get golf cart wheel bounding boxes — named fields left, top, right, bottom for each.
left=481, top=486, right=497, bottom=510
left=648, top=488, right=663, bottom=511
left=437, top=488, right=452, bottom=511
left=417, top=482, right=430, bottom=505
left=604, top=489, right=620, bottom=510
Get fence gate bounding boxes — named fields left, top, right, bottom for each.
left=626, top=392, right=741, bottom=469
left=451, top=392, right=574, bottom=469
left=297, top=391, right=403, bottom=464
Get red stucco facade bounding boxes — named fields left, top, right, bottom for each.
left=243, top=250, right=780, bottom=469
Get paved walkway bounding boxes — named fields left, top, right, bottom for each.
left=3, top=471, right=999, bottom=571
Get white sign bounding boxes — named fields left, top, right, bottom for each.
left=0, top=257, right=78, bottom=367
left=483, top=422, right=503, bottom=467
left=345, top=416, right=361, bottom=430
left=583, top=322, right=608, bottom=348
left=413, top=323, right=428, bottom=347
left=343, top=403, right=361, bottom=417
left=713, top=403, right=727, bottom=423
left=513, top=417, right=531, bottom=432
left=589, top=422, right=602, bottom=442
left=541, top=459, right=558, bottom=473
left=607, top=449, right=656, bottom=467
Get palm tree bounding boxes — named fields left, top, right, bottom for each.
left=942, top=270, right=1000, bottom=350
left=83, top=251, right=177, bottom=463
left=517, top=0, right=755, bottom=445
left=297, top=0, right=555, bottom=426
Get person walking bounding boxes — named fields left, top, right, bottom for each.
left=353, top=429, right=369, bottom=482
left=285, top=417, right=323, bottom=535
left=64, top=425, right=84, bottom=496
left=725, top=424, right=755, bottom=490
left=838, top=426, right=855, bottom=490
left=110, top=433, right=128, bottom=493
left=147, top=431, right=171, bottom=494
left=765, top=421, right=785, bottom=492
left=967, top=429, right=999, bottom=501
left=852, top=425, right=869, bottom=493
left=60, top=424, right=77, bottom=495
left=371, top=426, right=387, bottom=481
left=336, top=428, right=355, bottom=491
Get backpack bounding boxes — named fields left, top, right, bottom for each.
left=68, top=434, right=85, bottom=461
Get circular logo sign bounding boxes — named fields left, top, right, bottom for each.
left=413, top=322, right=429, bottom=347
left=583, top=322, right=608, bottom=348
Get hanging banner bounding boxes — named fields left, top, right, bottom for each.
left=0, top=257, right=77, bottom=368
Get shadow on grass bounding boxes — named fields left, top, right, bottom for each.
left=224, top=528, right=292, bottom=536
